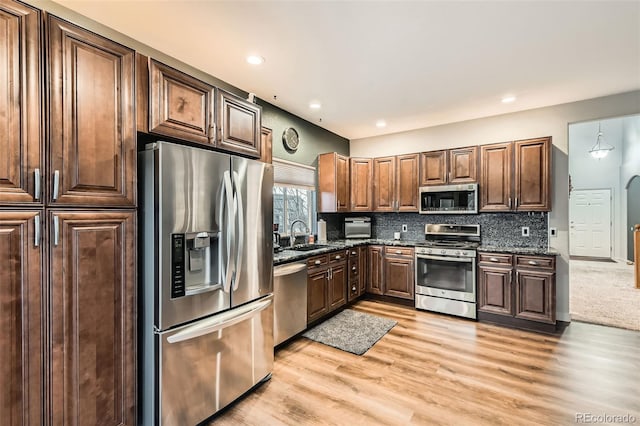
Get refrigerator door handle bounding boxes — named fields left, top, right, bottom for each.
left=232, top=171, right=244, bottom=291
left=166, top=297, right=272, bottom=344
left=222, top=170, right=235, bottom=293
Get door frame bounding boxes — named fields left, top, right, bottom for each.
left=569, top=187, right=613, bottom=259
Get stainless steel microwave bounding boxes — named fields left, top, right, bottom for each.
left=419, top=183, right=478, bottom=214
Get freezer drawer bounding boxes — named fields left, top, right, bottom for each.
left=149, top=295, right=274, bottom=425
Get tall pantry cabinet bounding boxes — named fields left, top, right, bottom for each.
left=0, top=2, right=136, bottom=425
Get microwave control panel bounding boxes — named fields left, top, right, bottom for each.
left=171, top=234, right=186, bottom=298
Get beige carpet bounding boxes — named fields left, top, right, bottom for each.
left=570, top=259, right=640, bottom=331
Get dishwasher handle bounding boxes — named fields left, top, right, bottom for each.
left=274, top=262, right=307, bottom=277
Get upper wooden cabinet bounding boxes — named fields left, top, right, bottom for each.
left=48, top=15, right=136, bottom=207
left=0, top=1, right=43, bottom=205
left=0, top=211, right=43, bottom=425
left=260, top=127, right=273, bottom=164
left=480, top=137, right=551, bottom=212
left=373, top=154, right=418, bottom=212
left=350, top=158, right=373, bottom=211
left=217, top=89, right=262, bottom=158
left=420, top=146, right=477, bottom=186
left=318, top=152, right=350, bottom=213
left=146, top=58, right=215, bottom=145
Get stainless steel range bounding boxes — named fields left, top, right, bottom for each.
left=415, top=224, right=480, bottom=319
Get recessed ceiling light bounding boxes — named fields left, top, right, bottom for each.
left=376, top=120, right=387, bottom=128
left=309, top=102, right=321, bottom=109
left=246, top=55, right=265, bottom=65
left=501, top=95, right=516, bottom=103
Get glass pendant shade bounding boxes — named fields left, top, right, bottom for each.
left=589, top=123, right=614, bottom=159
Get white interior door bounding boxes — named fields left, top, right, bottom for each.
left=570, top=189, right=611, bottom=257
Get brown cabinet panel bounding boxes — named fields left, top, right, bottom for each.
left=350, top=158, right=373, bottom=211
left=449, top=146, right=478, bottom=183
left=358, top=247, right=367, bottom=294
left=514, top=137, right=551, bottom=211
left=318, top=153, right=349, bottom=213
left=383, top=255, right=414, bottom=300
left=148, top=58, right=214, bottom=145
left=307, top=270, right=329, bottom=323
left=478, top=265, right=513, bottom=316
left=0, top=211, right=43, bottom=425
left=478, top=253, right=513, bottom=266
left=479, top=142, right=512, bottom=212
left=384, top=246, right=414, bottom=257
left=396, top=154, right=419, bottom=212
left=217, top=89, right=261, bottom=158
left=515, top=269, right=555, bottom=324
left=48, top=16, right=136, bottom=207
left=328, top=262, right=347, bottom=310
left=373, top=156, right=396, bottom=212
left=515, top=255, right=555, bottom=270
left=367, top=246, right=384, bottom=295
left=49, top=211, right=136, bottom=425
left=420, top=151, right=447, bottom=186
left=260, top=127, right=273, bottom=164
left=0, top=1, right=42, bottom=205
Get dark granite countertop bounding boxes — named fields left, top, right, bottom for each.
left=477, top=245, right=560, bottom=256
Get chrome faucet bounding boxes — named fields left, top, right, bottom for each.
left=290, top=219, right=309, bottom=247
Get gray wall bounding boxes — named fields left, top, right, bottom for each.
left=32, top=0, right=349, bottom=166
left=351, top=90, right=640, bottom=322
left=628, top=176, right=640, bottom=261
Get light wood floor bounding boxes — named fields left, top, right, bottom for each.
left=211, top=300, right=640, bottom=425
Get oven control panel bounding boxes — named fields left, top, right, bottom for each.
left=415, top=247, right=476, bottom=257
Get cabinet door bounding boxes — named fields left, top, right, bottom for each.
left=449, top=146, right=478, bottom=183
left=366, top=246, right=384, bottom=295
left=217, top=89, right=261, bottom=158
left=359, top=247, right=367, bottom=294
left=350, top=158, right=372, bottom=212
left=260, top=127, right=273, bottom=164
left=307, top=269, right=329, bottom=323
left=515, top=269, right=555, bottom=324
left=0, top=211, right=43, bottom=425
left=328, top=263, right=347, bottom=311
left=336, top=154, right=350, bottom=212
left=48, top=16, right=135, bottom=207
left=480, top=142, right=512, bottom=212
left=396, top=153, right=419, bottom=212
left=514, top=137, right=551, bottom=211
left=49, top=211, right=136, bottom=425
left=373, top=156, right=396, bottom=211
left=383, top=256, right=414, bottom=300
left=419, top=151, right=446, bottom=186
left=477, top=265, right=513, bottom=316
left=0, top=1, right=42, bottom=205
left=148, top=58, right=215, bottom=145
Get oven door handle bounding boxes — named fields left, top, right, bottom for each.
left=416, top=254, right=475, bottom=263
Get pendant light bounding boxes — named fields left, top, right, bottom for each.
left=589, top=122, right=614, bottom=159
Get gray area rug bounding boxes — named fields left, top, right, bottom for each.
left=303, top=309, right=397, bottom=355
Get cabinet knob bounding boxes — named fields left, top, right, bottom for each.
left=352, top=266, right=356, bottom=271
left=335, top=255, right=341, bottom=260
left=489, top=257, right=499, bottom=262
left=314, top=260, right=321, bottom=265
left=352, top=286, right=356, bottom=291
left=351, top=251, right=356, bottom=255
left=528, top=260, right=539, bottom=266
left=396, top=250, right=402, bottom=254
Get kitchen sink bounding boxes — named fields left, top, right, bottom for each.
left=288, top=244, right=329, bottom=252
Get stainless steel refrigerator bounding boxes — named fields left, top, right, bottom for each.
left=139, top=141, right=274, bottom=425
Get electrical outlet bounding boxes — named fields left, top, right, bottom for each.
left=521, top=226, right=530, bottom=237
left=402, top=224, right=408, bottom=232
left=550, top=227, right=557, bottom=237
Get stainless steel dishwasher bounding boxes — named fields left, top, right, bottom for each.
left=273, top=262, right=308, bottom=346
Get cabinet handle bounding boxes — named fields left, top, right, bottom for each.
left=52, top=170, right=60, bottom=200
left=351, top=251, right=356, bottom=255
left=528, top=260, right=539, bottom=266
left=209, top=122, right=216, bottom=139
left=34, top=214, right=40, bottom=247
left=489, top=257, right=499, bottom=262
left=53, top=215, right=60, bottom=246
left=34, top=168, right=41, bottom=200
left=515, top=197, right=519, bottom=208
left=396, top=250, right=402, bottom=254
left=335, top=255, right=341, bottom=260
left=314, top=260, right=321, bottom=265
left=508, top=197, right=512, bottom=208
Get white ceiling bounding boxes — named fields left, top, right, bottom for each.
left=52, top=0, right=640, bottom=140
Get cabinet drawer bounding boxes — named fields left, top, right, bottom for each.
left=515, top=255, right=555, bottom=270
left=478, top=253, right=513, bottom=265
left=384, top=246, right=414, bottom=257
left=307, top=254, right=329, bottom=269
left=329, top=250, right=348, bottom=263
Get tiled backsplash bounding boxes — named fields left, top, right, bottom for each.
left=318, top=211, right=548, bottom=249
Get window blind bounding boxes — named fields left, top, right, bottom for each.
left=273, top=158, right=316, bottom=190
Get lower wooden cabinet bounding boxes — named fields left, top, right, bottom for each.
left=307, top=250, right=348, bottom=324
left=367, top=246, right=384, bottom=295
left=49, top=211, right=136, bottom=425
left=384, top=255, right=414, bottom=300
left=478, top=253, right=555, bottom=325
left=328, top=262, right=347, bottom=310
left=307, top=269, right=329, bottom=323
